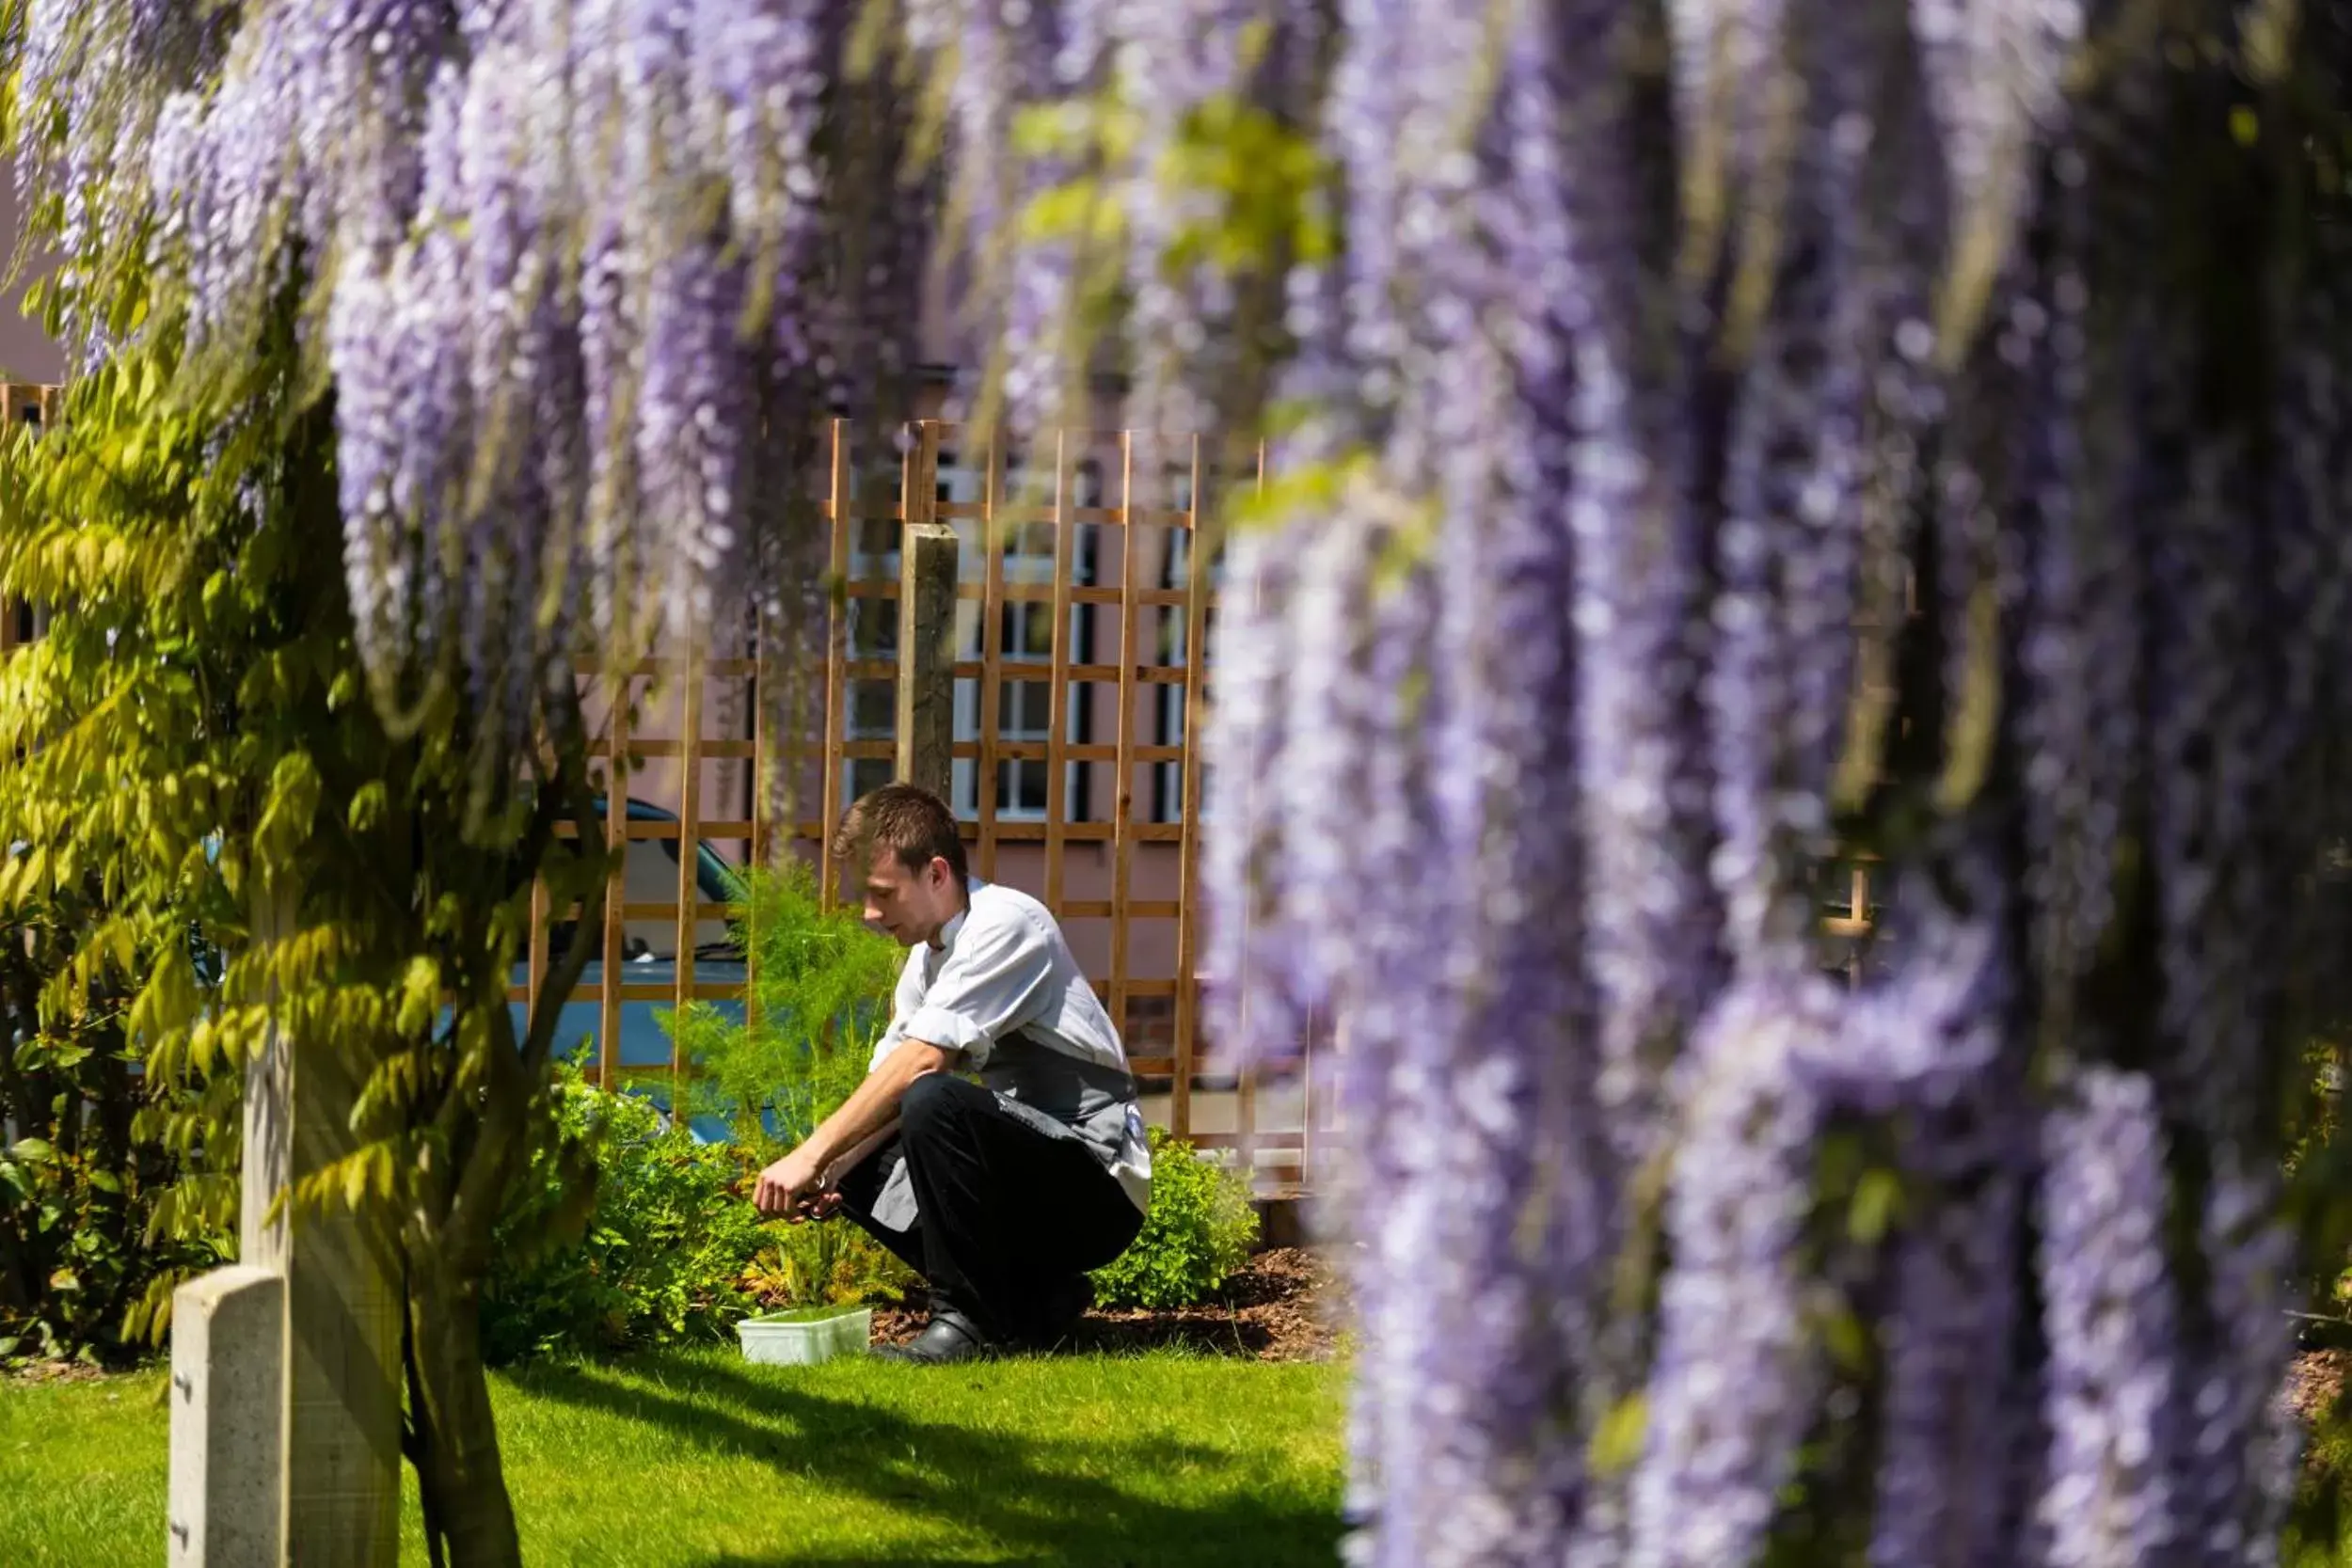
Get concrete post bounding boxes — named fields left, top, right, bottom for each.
left=167, top=1267, right=286, bottom=1568
left=172, top=881, right=402, bottom=1566
left=897, top=433, right=960, bottom=802
left=246, top=881, right=404, bottom=1565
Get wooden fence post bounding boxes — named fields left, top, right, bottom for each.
left=898, top=425, right=958, bottom=802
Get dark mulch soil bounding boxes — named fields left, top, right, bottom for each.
left=869, top=1246, right=1348, bottom=1362
left=2292, top=1350, right=2350, bottom=1426
left=1, top=1357, right=113, bottom=1386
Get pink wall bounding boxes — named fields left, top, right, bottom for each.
left=0, top=180, right=64, bottom=385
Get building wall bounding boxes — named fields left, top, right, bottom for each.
left=0, top=182, right=65, bottom=385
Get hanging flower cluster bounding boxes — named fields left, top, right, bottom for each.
left=10, top=0, right=934, bottom=742
left=1057, top=1, right=2345, bottom=1565
left=11, top=0, right=2352, bottom=1562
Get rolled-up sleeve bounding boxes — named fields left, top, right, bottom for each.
left=898, top=907, right=1052, bottom=1070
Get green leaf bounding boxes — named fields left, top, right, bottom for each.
left=348, top=780, right=389, bottom=832
left=9, top=1138, right=56, bottom=1163
left=1848, top=1167, right=1902, bottom=1246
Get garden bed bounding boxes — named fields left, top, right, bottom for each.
left=869, top=1245, right=1347, bottom=1362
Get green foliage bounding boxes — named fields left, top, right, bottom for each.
left=486, top=859, right=922, bottom=1363
left=481, top=1059, right=917, bottom=1364
left=0, top=883, right=233, bottom=1364
left=0, top=233, right=615, bottom=1557
left=480, top=1069, right=776, bottom=1364
left=660, top=858, right=916, bottom=1314
left=1089, top=1127, right=1259, bottom=1310
left=0, top=341, right=287, bottom=1364
left=666, top=856, right=902, bottom=1159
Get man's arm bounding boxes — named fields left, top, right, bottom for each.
left=753, top=1037, right=954, bottom=1219
left=755, top=904, right=1055, bottom=1220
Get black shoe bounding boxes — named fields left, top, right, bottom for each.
left=872, top=1308, right=994, bottom=1365
left=1027, top=1275, right=1094, bottom=1351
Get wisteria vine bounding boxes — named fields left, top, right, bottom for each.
left=11, top=0, right=932, bottom=754
left=9, top=0, right=2352, bottom=1563
left=1160, top=3, right=2352, bottom=1567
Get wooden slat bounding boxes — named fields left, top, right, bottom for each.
left=977, top=424, right=1005, bottom=880
left=934, top=499, right=1197, bottom=530
left=600, top=678, right=628, bottom=1091
left=819, top=419, right=852, bottom=905
left=818, top=422, right=856, bottom=902
left=847, top=580, right=1214, bottom=610
left=750, top=596, right=773, bottom=889
left=621, top=900, right=746, bottom=921
left=621, top=738, right=758, bottom=760
left=1108, top=434, right=1142, bottom=1039
left=1056, top=900, right=1181, bottom=919
left=1171, top=433, right=1210, bottom=1143
left=951, top=660, right=1193, bottom=685
left=1108, top=976, right=1179, bottom=999
left=717, top=816, right=1191, bottom=846
left=573, top=657, right=760, bottom=679
left=950, top=740, right=1183, bottom=765
left=526, top=875, right=549, bottom=1016
left=1044, top=431, right=1075, bottom=912
left=953, top=582, right=1200, bottom=609
left=675, top=650, right=703, bottom=1083
left=1186, top=1130, right=1306, bottom=1150
left=563, top=982, right=748, bottom=1006
left=1303, top=1006, right=1332, bottom=1191
left=748, top=601, right=776, bottom=1053
left=842, top=654, right=1194, bottom=686
left=814, top=499, right=905, bottom=523
left=1235, top=440, right=1267, bottom=1181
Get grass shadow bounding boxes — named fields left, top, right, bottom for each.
left=512, top=1351, right=1341, bottom=1567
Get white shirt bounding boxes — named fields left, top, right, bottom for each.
left=871, top=879, right=1152, bottom=1212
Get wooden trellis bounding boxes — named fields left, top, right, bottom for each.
left=2, top=384, right=1913, bottom=1199
left=503, top=420, right=1308, bottom=1182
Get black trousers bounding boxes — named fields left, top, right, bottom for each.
left=834, top=1073, right=1144, bottom=1345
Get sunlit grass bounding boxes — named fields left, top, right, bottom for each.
left=0, top=1348, right=1345, bottom=1566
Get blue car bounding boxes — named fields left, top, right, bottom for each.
left=510, top=798, right=752, bottom=1142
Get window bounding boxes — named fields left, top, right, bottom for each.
left=1150, top=463, right=1218, bottom=824
left=947, top=451, right=1105, bottom=822
left=835, top=453, right=903, bottom=814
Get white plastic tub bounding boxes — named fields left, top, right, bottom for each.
left=736, top=1305, right=873, bottom=1367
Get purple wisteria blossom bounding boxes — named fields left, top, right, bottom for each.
left=13, top=2, right=2352, bottom=1563
left=1151, top=1, right=2347, bottom=1565
left=16, top=0, right=911, bottom=752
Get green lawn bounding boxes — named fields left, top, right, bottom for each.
left=0, top=1349, right=1347, bottom=1566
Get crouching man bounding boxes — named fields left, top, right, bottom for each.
left=753, top=784, right=1152, bottom=1363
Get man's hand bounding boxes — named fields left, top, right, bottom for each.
left=754, top=1146, right=830, bottom=1223
left=750, top=1040, right=949, bottom=1225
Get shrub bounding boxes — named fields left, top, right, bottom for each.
left=479, top=1069, right=773, bottom=1364
left=1089, top=1127, right=1260, bottom=1309
left=661, top=858, right=916, bottom=1313
left=664, top=856, right=899, bottom=1155
left=1, top=886, right=235, bottom=1368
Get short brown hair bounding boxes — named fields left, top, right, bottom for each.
left=832, top=783, right=968, bottom=887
